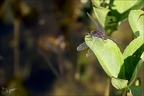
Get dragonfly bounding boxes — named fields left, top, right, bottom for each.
left=77, top=12, right=121, bottom=57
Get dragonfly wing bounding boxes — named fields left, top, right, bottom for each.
left=86, top=49, right=93, bottom=57
left=87, top=12, right=100, bottom=32
left=97, top=22, right=105, bottom=35
left=87, top=12, right=105, bottom=35
left=77, top=42, right=88, bottom=51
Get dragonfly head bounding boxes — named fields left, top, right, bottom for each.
left=88, top=31, right=94, bottom=36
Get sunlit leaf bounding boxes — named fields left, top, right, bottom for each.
left=135, top=78, right=141, bottom=86
left=85, top=35, right=123, bottom=78
left=141, top=52, right=144, bottom=61
left=114, top=0, right=144, bottom=21
left=113, top=0, right=137, bottom=13
left=128, top=10, right=144, bottom=37
left=111, top=77, right=128, bottom=89
left=123, top=35, right=144, bottom=59
left=92, top=0, right=110, bottom=27
left=92, top=0, right=109, bottom=6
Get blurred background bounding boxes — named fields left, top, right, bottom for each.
left=0, top=0, right=143, bottom=96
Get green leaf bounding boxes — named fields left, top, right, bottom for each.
left=111, top=77, right=128, bottom=89
left=128, top=59, right=143, bottom=86
left=134, top=78, right=141, bottom=86
left=141, top=52, right=144, bottom=61
left=118, top=0, right=144, bottom=21
left=123, top=35, right=144, bottom=85
left=105, top=10, right=120, bottom=35
left=93, top=0, right=144, bottom=21
left=92, top=0, right=110, bottom=27
left=85, top=35, right=123, bottom=78
left=128, top=10, right=144, bottom=37
left=123, top=35, right=144, bottom=59
left=113, top=0, right=137, bottom=13
left=128, top=86, right=142, bottom=96
left=92, top=0, right=109, bottom=6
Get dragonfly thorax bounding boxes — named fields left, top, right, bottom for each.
left=90, top=30, right=105, bottom=39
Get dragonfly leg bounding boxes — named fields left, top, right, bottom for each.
left=86, top=49, right=93, bottom=57
left=86, top=32, right=93, bottom=41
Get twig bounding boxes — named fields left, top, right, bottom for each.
left=13, top=19, right=20, bottom=77
left=104, top=77, right=110, bottom=96
left=57, top=52, right=64, bottom=79
left=43, top=38, right=65, bottom=78
left=38, top=49, right=60, bottom=78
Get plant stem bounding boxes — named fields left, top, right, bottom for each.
left=13, top=19, right=20, bottom=77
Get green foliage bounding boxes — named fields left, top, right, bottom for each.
left=78, top=0, right=144, bottom=95
left=92, top=0, right=144, bottom=35
left=119, top=0, right=144, bottom=21
left=85, top=8, right=143, bottom=96
left=123, top=35, right=144, bottom=86
left=112, top=1, right=137, bottom=13
left=85, top=33, right=144, bottom=91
